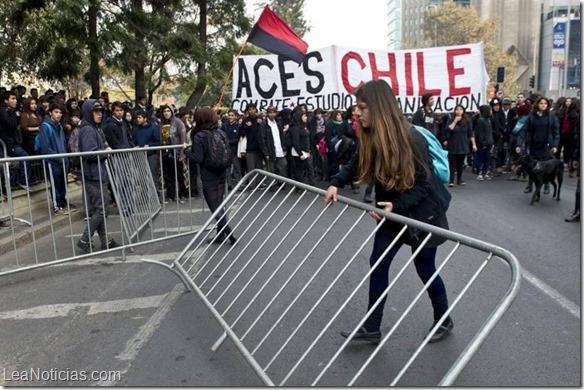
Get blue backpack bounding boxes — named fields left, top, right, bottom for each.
left=413, top=125, right=450, bottom=184
left=34, top=122, right=55, bottom=153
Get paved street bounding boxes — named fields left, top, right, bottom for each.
left=0, top=170, right=580, bottom=386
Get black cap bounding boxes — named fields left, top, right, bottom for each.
left=92, top=101, right=104, bottom=111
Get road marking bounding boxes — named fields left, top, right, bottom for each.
left=0, top=294, right=168, bottom=320
left=98, top=284, right=185, bottom=386
left=521, top=268, right=580, bottom=319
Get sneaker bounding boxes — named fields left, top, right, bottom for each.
left=60, top=203, right=78, bottom=212
left=476, top=174, right=484, bottom=181
left=76, top=240, right=91, bottom=254
left=363, top=193, right=373, bottom=203
left=179, top=197, right=187, bottom=204
left=543, top=186, right=550, bottom=195
left=340, top=326, right=381, bottom=343
left=228, top=234, right=238, bottom=245
left=448, top=182, right=454, bottom=188
left=485, top=174, right=492, bottom=181
left=428, top=319, right=453, bottom=343
left=523, top=186, right=533, bottom=193
left=54, top=207, right=70, bottom=215
left=457, top=181, right=466, bottom=186
left=101, top=239, right=119, bottom=250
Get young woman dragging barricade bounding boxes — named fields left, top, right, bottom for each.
left=323, top=79, right=453, bottom=343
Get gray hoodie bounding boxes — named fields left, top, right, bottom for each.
left=79, top=99, right=109, bottom=182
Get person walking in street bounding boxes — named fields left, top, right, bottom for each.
left=187, top=107, right=237, bottom=245
left=324, top=79, right=453, bottom=343
left=516, top=96, right=560, bottom=195
left=443, top=104, right=477, bottom=187
left=76, top=99, right=118, bottom=253
left=474, top=105, right=494, bottom=181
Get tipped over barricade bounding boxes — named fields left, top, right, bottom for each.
left=170, top=169, right=521, bottom=386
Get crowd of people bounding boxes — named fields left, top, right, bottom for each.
left=0, top=84, right=580, bottom=229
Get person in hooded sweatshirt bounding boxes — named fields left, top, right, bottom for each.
left=474, top=105, right=494, bottom=181
left=37, top=102, right=72, bottom=214
left=76, top=99, right=118, bottom=254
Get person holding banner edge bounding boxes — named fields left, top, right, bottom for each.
left=323, top=79, right=453, bottom=343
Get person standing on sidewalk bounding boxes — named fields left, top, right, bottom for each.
left=0, top=91, right=32, bottom=192
left=36, top=102, right=74, bottom=214
left=324, top=79, right=453, bottom=343
left=76, top=99, right=118, bottom=253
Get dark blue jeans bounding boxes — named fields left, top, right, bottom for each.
left=364, top=230, right=447, bottom=331
left=476, top=148, right=490, bottom=175
left=46, top=161, right=67, bottom=209
left=8, top=145, right=31, bottom=186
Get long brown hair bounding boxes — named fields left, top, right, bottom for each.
left=355, top=80, right=427, bottom=192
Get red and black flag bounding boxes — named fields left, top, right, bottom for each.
left=247, top=5, right=308, bottom=64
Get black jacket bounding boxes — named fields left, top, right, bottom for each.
left=474, top=105, right=494, bottom=148
left=330, top=130, right=449, bottom=248
left=0, top=106, right=21, bottom=148
left=222, top=120, right=241, bottom=149
left=240, top=115, right=264, bottom=154
left=261, top=118, right=287, bottom=160
left=103, top=116, right=133, bottom=149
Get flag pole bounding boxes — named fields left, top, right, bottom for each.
left=215, top=40, right=248, bottom=111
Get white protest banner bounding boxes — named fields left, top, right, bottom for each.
left=232, top=43, right=488, bottom=114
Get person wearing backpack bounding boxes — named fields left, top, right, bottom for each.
left=36, top=102, right=72, bottom=214
left=187, top=107, right=237, bottom=245
left=324, top=79, right=453, bottom=344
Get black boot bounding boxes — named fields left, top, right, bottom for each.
left=428, top=293, right=453, bottom=343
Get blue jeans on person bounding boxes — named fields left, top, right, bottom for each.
left=476, top=147, right=491, bottom=175
left=46, top=161, right=67, bottom=210
left=8, top=145, right=32, bottom=186
left=363, top=230, right=447, bottom=332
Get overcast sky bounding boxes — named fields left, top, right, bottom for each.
left=245, top=0, right=390, bottom=51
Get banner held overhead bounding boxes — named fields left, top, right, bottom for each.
left=232, top=43, right=489, bottom=114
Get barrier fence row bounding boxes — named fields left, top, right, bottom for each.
left=0, top=141, right=521, bottom=385
left=0, top=142, right=209, bottom=277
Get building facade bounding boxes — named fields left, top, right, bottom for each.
left=391, top=0, right=581, bottom=97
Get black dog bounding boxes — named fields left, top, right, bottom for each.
left=512, top=155, right=563, bottom=205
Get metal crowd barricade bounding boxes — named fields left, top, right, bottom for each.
left=0, top=145, right=207, bottom=278
left=170, top=169, right=522, bottom=386
left=106, top=149, right=162, bottom=248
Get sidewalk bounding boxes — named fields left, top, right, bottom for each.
left=0, top=179, right=85, bottom=256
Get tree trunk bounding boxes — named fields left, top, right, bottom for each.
left=88, top=0, right=100, bottom=98
left=186, top=0, right=207, bottom=110
left=133, top=0, right=147, bottom=105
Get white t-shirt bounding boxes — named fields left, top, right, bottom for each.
left=268, top=119, right=285, bottom=158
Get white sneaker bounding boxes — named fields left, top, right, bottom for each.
left=477, top=174, right=484, bottom=181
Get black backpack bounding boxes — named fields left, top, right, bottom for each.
left=203, top=130, right=232, bottom=171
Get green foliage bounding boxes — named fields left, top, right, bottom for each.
left=267, top=0, right=310, bottom=36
